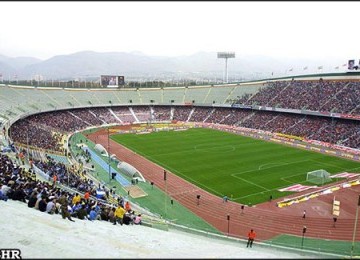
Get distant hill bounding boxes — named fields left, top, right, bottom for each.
left=0, top=51, right=343, bottom=81
left=0, top=54, right=41, bottom=69
left=0, top=54, right=41, bottom=79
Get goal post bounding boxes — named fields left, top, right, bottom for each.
left=306, top=169, right=331, bottom=185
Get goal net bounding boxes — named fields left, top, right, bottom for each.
left=306, top=169, right=331, bottom=185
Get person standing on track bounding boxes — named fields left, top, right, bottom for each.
left=246, top=229, right=256, bottom=248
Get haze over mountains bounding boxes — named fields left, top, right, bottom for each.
left=0, top=51, right=346, bottom=82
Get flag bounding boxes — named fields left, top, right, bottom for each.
left=303, top=66, right=308, bottom=70
left=318, top=66, right=323, bottom=70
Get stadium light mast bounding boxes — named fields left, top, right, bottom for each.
left=217, top=52, right=235, bottom=83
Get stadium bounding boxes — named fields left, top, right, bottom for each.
left=1, top=71, right=360, bottom=258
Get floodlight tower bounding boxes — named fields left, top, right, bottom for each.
left=217, top=52, right=235, bottom=83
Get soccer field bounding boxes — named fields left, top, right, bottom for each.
left=111, top=127, right=360, bottom=205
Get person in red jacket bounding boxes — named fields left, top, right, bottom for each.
left=52, top=174, right=57, bottom=187
left=84, top=191, right=90, bottom=203
left=246, top=229, right=256, bottom=248
left=125, top=201, right=131, bottom=212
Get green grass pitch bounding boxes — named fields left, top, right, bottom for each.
left=111, top=127, right=360, bottom=205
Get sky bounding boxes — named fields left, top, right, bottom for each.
left=0, top=199, right=321, bottom=259
left=0, top=1, right=359, bottom=61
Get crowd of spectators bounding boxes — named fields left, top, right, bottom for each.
left=0, top=153, right=142, bottom=225
left=235, top=80, right=360, bottom=116
left=189, top=107, right=214, bottom=123
left=10, top=118, right=65, bottom=152
left=236, top=111, right=360, bottom=149
left=8, top=103, right=360, bottom=152
left=151, top=106, right=172, bottom=121
left=111, top=107, right=136, bottom=123
left=33, top=155, right=93, bottom=192
left=172, top=106, right=193, bottom=121
left=203, top=107, right=252, bottom=125
left=330, top=81, right=360, bottom=114
left=69, top=108, right=104, bottom=126
left=90, top=107, right=120, bottom=124
left=131, top=106, right=152, bottom=122
left=36, top=111, right=88, bottom=132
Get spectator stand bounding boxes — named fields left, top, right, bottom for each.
left=53, top=165, right=161, bottom=224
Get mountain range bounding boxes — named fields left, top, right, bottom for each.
left=0, top=51, right=345, bottom=81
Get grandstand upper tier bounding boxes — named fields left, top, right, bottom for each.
left=1, top=74, right=360, bottom=125
left=0, top=82, right=265, bottom=124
